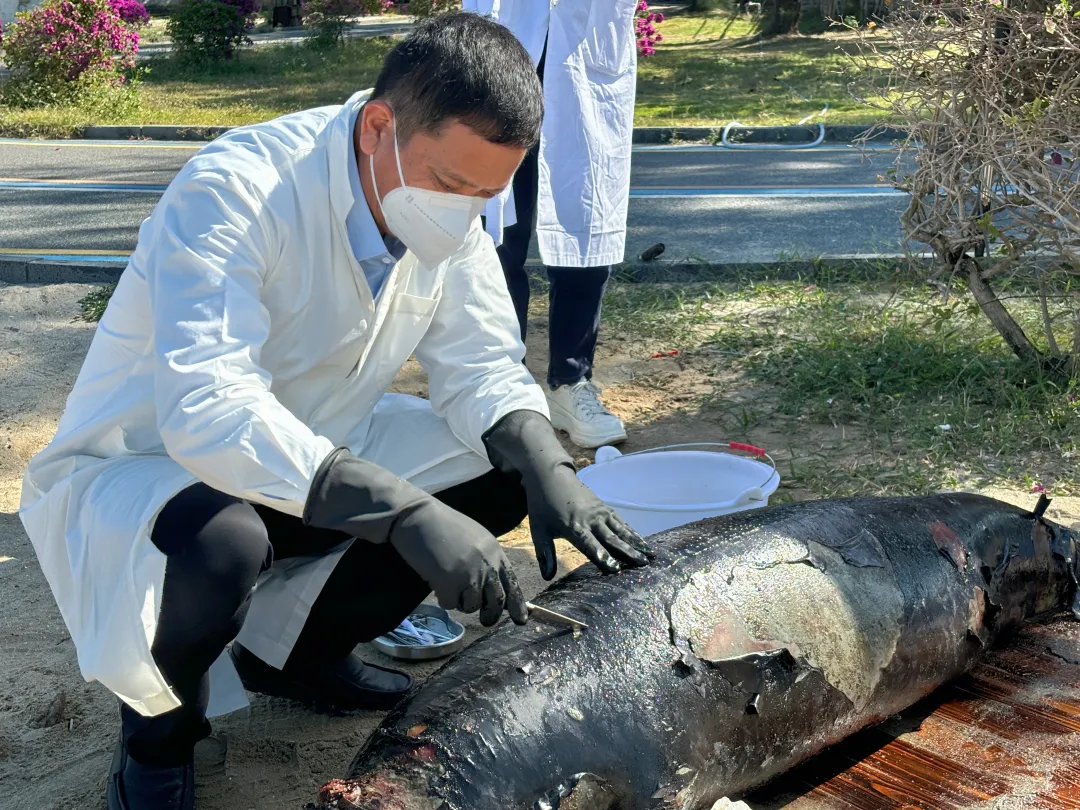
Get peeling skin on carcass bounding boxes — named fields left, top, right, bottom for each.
left=1032, top=520, right=1054, bottom=564
left=930, top=521, right=968, bottom=570
left=670, top=531, right=905, bottom=712
left=967, top=586, right=989, bottom=644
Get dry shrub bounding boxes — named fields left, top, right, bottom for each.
left=854, top=0, right=1080, bottom=373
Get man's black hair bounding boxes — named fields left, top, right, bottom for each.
left=371, top=11, right=543, bottom=149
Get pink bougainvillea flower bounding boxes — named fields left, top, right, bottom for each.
left=635, top=0, right=664, bottom=57
left=2, top=0, right=140, bottom=100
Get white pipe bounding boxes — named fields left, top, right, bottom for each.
left=721, top=121, right=826, bottom=150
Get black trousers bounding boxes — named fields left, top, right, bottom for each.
left=122, top=468, right=528, bottom=766
left=496, top=42, right=612, bottom=390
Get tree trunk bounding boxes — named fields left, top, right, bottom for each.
left=760, top=0, right=800, bottom=36
left=961, top=256, right=1042, bottom=365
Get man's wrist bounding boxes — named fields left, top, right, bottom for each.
left=482, top=409, right=575, bottom=475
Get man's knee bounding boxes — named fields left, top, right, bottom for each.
left=152, top=483, right=272, bottom=599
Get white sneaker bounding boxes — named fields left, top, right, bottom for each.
left=547, top=381, right=627, bottom=448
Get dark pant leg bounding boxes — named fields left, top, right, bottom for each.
left=546, top=265, right=613, bottom=388
left=122, top=484, right=273, bottom=767
left=521, top=37, right=612, bottom=389
left=126, top=466, right=529, bottom=758
left=434, top=467, right=528, bottom=538
left=284, top=468, right=529, bottom=667
left=496, top=143, right=538, bottom=343
left=495, top=40, right=547, bottom=343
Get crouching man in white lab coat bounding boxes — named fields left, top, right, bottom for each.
left=18, top=13, right=653, bottom=810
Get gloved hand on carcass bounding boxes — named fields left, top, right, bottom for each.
left=483, top=409, right=655, bottom=581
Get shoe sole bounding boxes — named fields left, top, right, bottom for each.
left=547, top=400, right=627, bottom=449
left=235, top=671, right=407, bottom=713
left=230, top=652, right=409, bottom=713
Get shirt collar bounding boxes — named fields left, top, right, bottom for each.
left=348, top=103, right=404, bottom=263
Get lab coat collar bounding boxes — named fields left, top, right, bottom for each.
left=345, top=102, right=399, bottom=264
left=324, top=90, right=375, bottom=233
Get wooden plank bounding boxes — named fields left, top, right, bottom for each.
left=1037, top=764, right=1080, bottom=810
left=745, top=618, right=1080, bottom=809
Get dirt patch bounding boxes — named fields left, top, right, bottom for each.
left=0, top=282, right=1075, bottom=810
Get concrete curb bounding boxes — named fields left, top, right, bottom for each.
left=0, top=258, right=130, bottom=285
left=0, top=256, right=929, bottom=286
left=80, top=124, right=234, bottom=141
left=64, top=123, right=906, bottom=145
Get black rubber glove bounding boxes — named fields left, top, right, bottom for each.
left=303, top=447, right=528, bottom=627
left=482, top=409, right=655, bottom=581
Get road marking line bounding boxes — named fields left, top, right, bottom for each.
left=632, top=144, right=899, bottom=153
left=0, top=249, right=552, bottom=265
left=0, top=251, right=131, bottom=263
left=630, top=186, right=904, bottom=197
left=0, top=179, right=168, bottom=192
left=2, top=139, right=900, bottom=153
left=1, top=178, right=905, bottom=198
left=0, top=138, right=202, bottom=150
left=0, top=248, right=130, bottom=255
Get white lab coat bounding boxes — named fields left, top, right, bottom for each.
left=19, top=90, right=548, bottom=718
left=464, top=0, right=639, bottom=268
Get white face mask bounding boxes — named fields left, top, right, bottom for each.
left=370, top=120, right=487, bottom=268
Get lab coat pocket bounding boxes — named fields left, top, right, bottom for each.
left=582, top=0, right=637, bottom=77
left=374, top=292, right=439, bottom=379
left=393, top=292, right=439, bottom=320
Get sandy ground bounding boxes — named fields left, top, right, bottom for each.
left=0, top=282, right=1077, bottom=810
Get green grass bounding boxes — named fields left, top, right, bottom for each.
left=137, top=16, right=172, bottom=44
left=635, top=13, right=889, bottom=127
left=600, top=269, right=1080, bottom=497
left=0, top=10, right=889, bottom=138
left=76, top=285, right=115, bottom=322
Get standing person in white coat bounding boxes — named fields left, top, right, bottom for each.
left=463, top=0, right=639, bottom=449
left=18, top=14, right=653, bottom=810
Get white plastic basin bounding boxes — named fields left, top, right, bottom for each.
left=577, top=443, right=781, bottom=537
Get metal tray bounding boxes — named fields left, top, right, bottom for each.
left=370, top=604, right=466, bottom=661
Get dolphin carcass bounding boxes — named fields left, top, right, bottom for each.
left=316, top=493, right=1080, bottom=810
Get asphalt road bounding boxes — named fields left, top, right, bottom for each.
left=0, top=139, right=914, bottom=266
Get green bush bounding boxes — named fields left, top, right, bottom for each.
left=259, top=0, right=275, bottom=27
left=301, top=0, right=386, bottom=47
left=165, top=0, right=258, bottom=64
left=797, top=8, right=831, bottom=33
left=688, top=0, right=722, bottom=9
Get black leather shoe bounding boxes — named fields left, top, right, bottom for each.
left=229, top=642, right=412, bottom=711
left=107, top=736, right=195, bottom=810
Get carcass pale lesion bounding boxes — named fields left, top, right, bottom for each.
left=668, top=529, right=905, bottom=712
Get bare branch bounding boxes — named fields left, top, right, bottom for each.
left=851, top=0, right=1080, bottom=366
